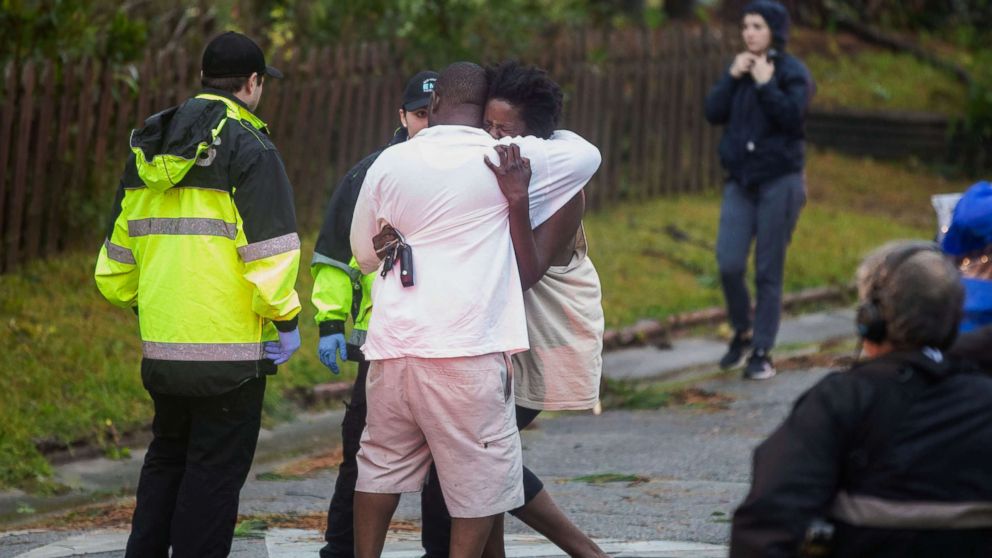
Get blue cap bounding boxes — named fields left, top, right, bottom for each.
left=943, top=181, right=992, bottom=256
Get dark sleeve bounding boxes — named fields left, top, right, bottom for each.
left=104, top=155, right=138, bottom=239
left=704, top=70, right=739, bottom=125
left=314, top=150, right=383, bottom=263
left=234, top=149, right=298, bottom=245
left=104, top=180, right=126, bottom=240
left=730, top=373, right=868, bottom=558
left=755, top=60, right=813, bottom=137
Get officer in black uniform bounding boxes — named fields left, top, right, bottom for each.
left=731, top=240, right=992, bottom=557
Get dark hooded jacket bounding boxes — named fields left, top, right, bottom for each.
left=731, top=349, right=992, bottom=557
left=705, top=0, right=815, bottom=188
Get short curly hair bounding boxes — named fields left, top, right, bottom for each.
left=486, top=60, right=563, bottom=139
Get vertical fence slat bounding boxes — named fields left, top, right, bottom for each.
left=0, top=62, right=17, bottom=268
left=333, top=44, right=358, bottom=193
left=46, top=62, right=76, bottom=255
left=688, top=29, right=705, bottom=195
left=136, top=51, right=153, bottom=125
left=6, top=61, right=37, bottom=270
left=25, top=61, right=56, bottom=260
left=66, top=58, right=98, bottom=245
left=306, top=47, right=338, bottom=228
left=92, top=63, right=116, bottom=178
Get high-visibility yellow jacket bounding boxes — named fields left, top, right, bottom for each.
left=95, top=89, right=301, bottom=396
left=311, top=129, right=405, bottom=359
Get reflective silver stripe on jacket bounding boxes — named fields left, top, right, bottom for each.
left=143, top=341, right=264, bottom=361
left=311, top=252, right=362, bottom=281
left=128, top=218, right=238, bottom=239
left=830, top=491, right=992, bottom=529
left=104, top=239, right=135, bottom=265
left=239, top=233, right=301, bottom=263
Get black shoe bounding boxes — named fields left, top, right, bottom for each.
left=720, top=330, right=752, bottom=369
left=743, top=349, right=776, bottom=380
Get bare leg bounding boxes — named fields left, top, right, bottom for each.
left=450, top=515, right=499, bottom=558
left=354, top=491, right=400, bottom=558
left=513, top=489, right=608, bottom=558
left=481, top=514, right=506, bottom=558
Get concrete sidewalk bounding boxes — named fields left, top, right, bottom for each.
left=604, top=308, right=855, bottom=382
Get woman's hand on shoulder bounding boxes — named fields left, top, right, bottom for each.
left=485, top=144, right=532, bottom=207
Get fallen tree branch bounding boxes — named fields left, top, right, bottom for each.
left=603, top=283, right=856, bottom=351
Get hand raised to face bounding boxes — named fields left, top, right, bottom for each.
left=730, top=52, right=758, bottom=79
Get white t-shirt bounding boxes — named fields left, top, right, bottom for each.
left=350, top=126, right=601, bottom=360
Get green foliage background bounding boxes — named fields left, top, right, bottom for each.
left=0, top=0, right=667, bottom=66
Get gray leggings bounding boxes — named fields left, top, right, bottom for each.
left=715, top=173, right=806, bottom=351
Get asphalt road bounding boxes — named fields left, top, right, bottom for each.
left=1, top=364, right=832, bottom=557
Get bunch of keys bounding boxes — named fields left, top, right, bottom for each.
left=381, top=238, right=414, bottom=288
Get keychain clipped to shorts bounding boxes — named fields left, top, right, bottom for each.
left=380, top=233, right=415, bottom=288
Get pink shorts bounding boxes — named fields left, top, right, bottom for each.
left=355, top=353, right=523, bottom=518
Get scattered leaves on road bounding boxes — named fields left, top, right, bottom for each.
left=570, top=473, right=650, bottom=485
left=601, top=379, right=734, bottom=412
left=233, top=512, right=418, bottom=537
left=255, top=447, right=344, bottom=481
left=709, top=510, right=732, bottom=523
left=14, top=498, right=136, bottom=530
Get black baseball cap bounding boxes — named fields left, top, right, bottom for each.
left=402, top=70, right=439, bottom=111
left=202, top=31, right=283, bottom=79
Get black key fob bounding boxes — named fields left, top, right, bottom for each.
left=399, top=244, right=414, bottom=288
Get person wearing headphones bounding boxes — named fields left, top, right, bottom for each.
left=730, top=240, right=992, bottom=557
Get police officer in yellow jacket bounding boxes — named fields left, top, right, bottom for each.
left=311, top=70, right=436, bottom=558
left=94, top=32, right=301, bottom=558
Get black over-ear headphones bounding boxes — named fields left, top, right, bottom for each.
left=855, top=242, right=944, bottom=344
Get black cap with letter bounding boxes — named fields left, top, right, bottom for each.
left=401, top=71, right=439, bottom=111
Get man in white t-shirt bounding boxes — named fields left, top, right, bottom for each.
left=349, top=62, right=601, bottom=558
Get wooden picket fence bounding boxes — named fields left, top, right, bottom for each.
left=0, top=24, right=737, bottom=273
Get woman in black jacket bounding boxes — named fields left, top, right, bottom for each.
left=705, top=0, right=815, bottom=380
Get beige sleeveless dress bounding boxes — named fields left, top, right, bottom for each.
left=512, top=225, right=605, bottom=410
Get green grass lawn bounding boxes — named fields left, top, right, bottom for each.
left=788, top=29, right=969, bottom=116
left=0, top=148, right=977, bottom=490
left=0, top=237, right=356, bottom=490
left=804, top=50, right=967, bottom=116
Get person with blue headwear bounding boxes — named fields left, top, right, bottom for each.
left=942, top=181, right=992, bottom=333
left=705, top=0, right=815, bottom=380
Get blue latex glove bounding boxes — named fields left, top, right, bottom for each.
left=318, top=333, right=347, bottom=374
left=263, top=327, right=301, bottom=365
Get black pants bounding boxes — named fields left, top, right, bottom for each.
left=125, top=376, right=266, bottom=558
left=716, top=174, right=806, bottom=350
left=321, top=360, right=370, bottom=558
left=320, top=363, right=544, bottom=558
